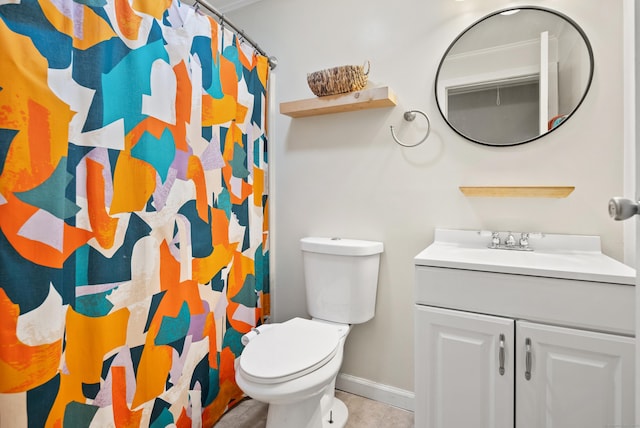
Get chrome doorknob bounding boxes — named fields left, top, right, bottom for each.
left=608, top=197, right=640, bottom=221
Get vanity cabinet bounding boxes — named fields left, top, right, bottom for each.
left=414, top=229, right=636, bottom=428
left=415, top=305, right=634, bottom=428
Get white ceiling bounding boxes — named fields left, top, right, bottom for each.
left=201, top=0, right=262, bottom=14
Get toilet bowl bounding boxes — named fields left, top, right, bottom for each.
left=236, top=318, right=351, bottom=428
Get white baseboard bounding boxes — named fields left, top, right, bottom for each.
left=335, top=373, right=415, bottom=412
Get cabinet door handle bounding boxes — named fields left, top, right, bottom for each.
left=498, top=334, right=505, bottom=375
left=524, top=338, right=532, bottom=380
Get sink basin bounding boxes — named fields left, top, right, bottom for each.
left=414, top=229, right=635, bottom=284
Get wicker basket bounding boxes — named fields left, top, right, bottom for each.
left=307, top=61, right=370, bottom=97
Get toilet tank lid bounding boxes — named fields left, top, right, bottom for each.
left=300, top=237, right=384, bottom=256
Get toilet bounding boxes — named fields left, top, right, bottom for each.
left=235, top=237, right=384, bottom=428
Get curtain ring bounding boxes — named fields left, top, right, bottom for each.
left=390, top=109, right=431, bottom=147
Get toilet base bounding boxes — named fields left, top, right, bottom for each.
left=265, top=396, right=348, bottom=428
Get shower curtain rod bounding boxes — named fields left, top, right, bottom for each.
left=192, top=0, right=277, bottom=69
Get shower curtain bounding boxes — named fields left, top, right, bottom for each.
left=0, top=0, right=270, bottom=426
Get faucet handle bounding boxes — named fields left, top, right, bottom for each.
left=519, top=232, right=529, bottom=248
left=490, top=231, right=501, bottom=248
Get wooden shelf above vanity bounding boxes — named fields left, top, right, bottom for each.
left=459, top=186, right=575, bottom=198
left=279, top=86, right=398, bottom=118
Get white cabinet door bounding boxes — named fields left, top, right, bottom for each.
left=516, top=321, right=635, bottom=428
left=415, top=306, right=515, bottom=428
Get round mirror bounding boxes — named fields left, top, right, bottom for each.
left=435, top=7, right=594, bottom=146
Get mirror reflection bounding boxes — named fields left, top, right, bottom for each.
left=435, top=7, right=594, bottom=146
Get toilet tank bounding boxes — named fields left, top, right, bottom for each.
left=300, top=237, right=383, bottom=324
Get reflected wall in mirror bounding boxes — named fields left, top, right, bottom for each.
left=435, top=7, right=594, bottom=146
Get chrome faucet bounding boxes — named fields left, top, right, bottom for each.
left=505, top=232, right=516, bottom=247
left=487, top=231, right=534, bottom=251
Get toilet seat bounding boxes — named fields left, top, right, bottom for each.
left=239, top=318, right=344, bottom=384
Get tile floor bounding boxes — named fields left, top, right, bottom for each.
left=215, top=390, right=414, bottom=427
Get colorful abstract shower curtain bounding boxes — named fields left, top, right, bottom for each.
left=0, top=0, right=270, bottom=426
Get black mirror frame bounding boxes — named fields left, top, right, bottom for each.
left=434, top=6, right=595, bottom=147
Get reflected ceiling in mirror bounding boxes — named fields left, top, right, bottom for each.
left=435, top=7, right=594, bottom=146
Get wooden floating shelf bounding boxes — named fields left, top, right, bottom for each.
left=459, top=186, right=575, bottom=198
left=279, top=86, right=398, bottom=118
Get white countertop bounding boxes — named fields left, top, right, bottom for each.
left=414, top=229, right=636, bottom=285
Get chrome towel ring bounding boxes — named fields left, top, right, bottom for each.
left=390, top=109, right=431, bottom=147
